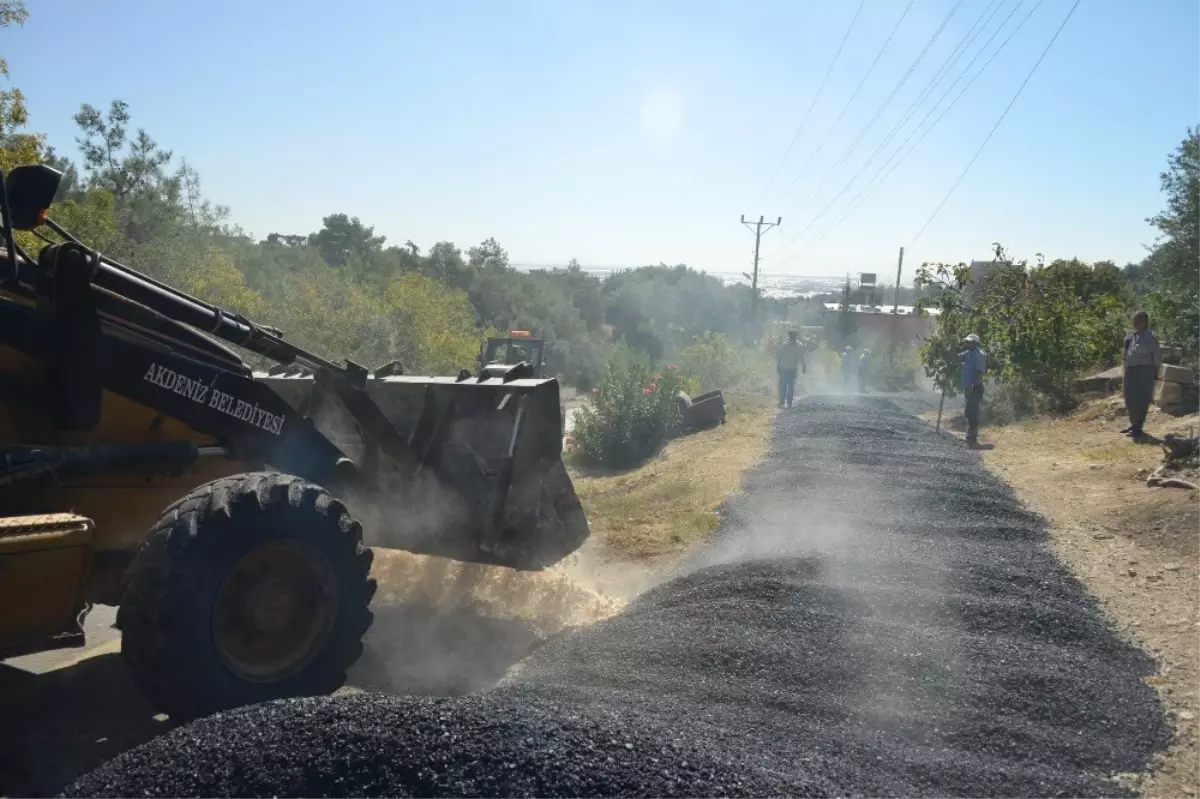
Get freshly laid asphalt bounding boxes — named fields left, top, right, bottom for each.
left=66, top=395, right=1170, bottom=798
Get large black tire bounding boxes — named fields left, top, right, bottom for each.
left=117, top=472, right=376, bottom=721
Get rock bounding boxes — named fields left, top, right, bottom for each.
left=1156, top=380, right=1183, bottom=406
left=1092, top=532, right=1114, bottom=540
left=1127, top=568, right=1138, bottom=577
left=1164, top=563, right=1182, bottom=572
left=1176, top=710, right=1196, bottom=722
left=1161, top=345, right=1185, bottom=365
left=1159, top=363, right=1193, bottom=384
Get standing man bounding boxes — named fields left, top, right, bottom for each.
left=776, top=330, right=806, bottom=409
left=958, top=333, right=987, bottom=447
left=857, top=349, right=871, bottom=394
left=1121, top=310, right=1161, bottom=439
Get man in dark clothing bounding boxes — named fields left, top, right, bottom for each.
left=957, top=333, right=986, bottom=447
left=776, top=331, right=806, bottom=409
left=1122, top=310, right=1161, bottom=438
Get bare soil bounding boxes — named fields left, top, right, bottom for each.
left=958, top=397, right=1199, bottom=798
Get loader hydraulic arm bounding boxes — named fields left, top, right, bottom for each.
left=41, top=240, right=366, bottom=387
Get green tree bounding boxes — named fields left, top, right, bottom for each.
left=384, top=271, right=486, bottom=374
left=309, top=213, right=386, bottom=268
left=917, top=247, right=1126, bottom=412
left=1141, top=128, right=1199, bottom=359
left=0, top=2, right=44, bottom=173
left=74, top=101, right=175, bottom=201
left=0, top=1, right=29, bottom=137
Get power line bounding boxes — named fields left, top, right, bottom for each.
left=774, top=0, right=1012, bottom=257
left=749, top=0, right=867, bottom=209
left=765, top=0, right=916, bottom=212
left=775, top=0, right=967, bottom=227
left=910, top=0, right=1082, bottom=243
left=815, top=0, right=1046, bottom=242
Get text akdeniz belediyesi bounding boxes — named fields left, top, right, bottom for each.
left=143, top=362, right=285, bottom=436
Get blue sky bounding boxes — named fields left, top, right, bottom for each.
left=7, top=0, right=1198, bottom=278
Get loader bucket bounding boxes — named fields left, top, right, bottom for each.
left=257, top=367, right=589, bottom=571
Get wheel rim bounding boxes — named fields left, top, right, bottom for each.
left=212, top=540, right=340, bottom=684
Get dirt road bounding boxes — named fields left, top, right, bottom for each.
left=69, top=395, right=1170, bottom=797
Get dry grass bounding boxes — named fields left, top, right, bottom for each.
left=970, top=397, right=1199, bottom=798
left=570, top=401, right=776, bottom=562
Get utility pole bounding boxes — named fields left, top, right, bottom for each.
left=891, top=246, right=905, bottom=314
left=740, top=215, right=781, bottom=312
left=890, top=245, right=905, bottom=355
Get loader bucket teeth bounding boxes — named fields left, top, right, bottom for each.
left=256, top=369, right=589, bottom=571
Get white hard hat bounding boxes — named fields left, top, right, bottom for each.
left=963, top=333, right=981, bottom=343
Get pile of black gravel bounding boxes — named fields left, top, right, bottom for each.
left=66, top=690, right=807, bottom=798
left=67, top=396, right=1169, bottom=798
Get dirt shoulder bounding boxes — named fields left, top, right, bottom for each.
left=566, top=402, right=776, bottom=589
left=964, top=399, right=1198, bottom=798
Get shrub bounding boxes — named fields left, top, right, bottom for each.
left=867, top=346, right=920, bottom=392
left=679, top=332, right=740, bottom=391
left=569, top=363, right=682, bottom=469
left=678, top=331, right=775, bottom=400
left=546, top=336, right=609, bottom=391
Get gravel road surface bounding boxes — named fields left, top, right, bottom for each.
left=67, top=395, right=1169, bottom=797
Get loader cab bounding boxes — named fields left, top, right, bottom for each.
left=481, top=330, right=546, bottom=378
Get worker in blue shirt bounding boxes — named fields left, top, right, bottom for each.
left=958, top=333, right=987, bottom=447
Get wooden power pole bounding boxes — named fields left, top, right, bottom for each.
left=740, top=215, right=781, bottom=311
left=891, top=246, right=905, bottom=314
left=889, top=245, right=905, bottom=353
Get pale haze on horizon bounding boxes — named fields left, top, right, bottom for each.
left=9, top=0, right=1198, bottom=279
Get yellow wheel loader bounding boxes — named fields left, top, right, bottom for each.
left=0, top=164, right=589, bottom=721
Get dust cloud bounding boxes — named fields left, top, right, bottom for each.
left=648, top=395, right=966, bottom=735
left=292, top=377, right=633, bottom=697
left=348, top=546, right=622, bottom=696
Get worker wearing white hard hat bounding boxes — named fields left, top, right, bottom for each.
left=958, top=333, right=987, bottom=447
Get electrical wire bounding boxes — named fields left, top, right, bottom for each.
left=814, top=0, right=1045, bottom=242
left=777, top=0, right=966, bottom=227
left=765, top=0, right=916, bottom=212
left=775, top=0, right=1012, bottom=256
left=910, top=0, right=1082, bottom=243
left=750, top=0, right=867, bottom=209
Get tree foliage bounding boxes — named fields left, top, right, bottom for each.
left=1140, top=128, right=1199, bottom=359
left=916, top=248, right=1127, bottom=412
left=0, top=1, right=29, bottom=139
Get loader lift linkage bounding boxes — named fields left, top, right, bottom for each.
left=0, top=164, right=588, bottom=720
